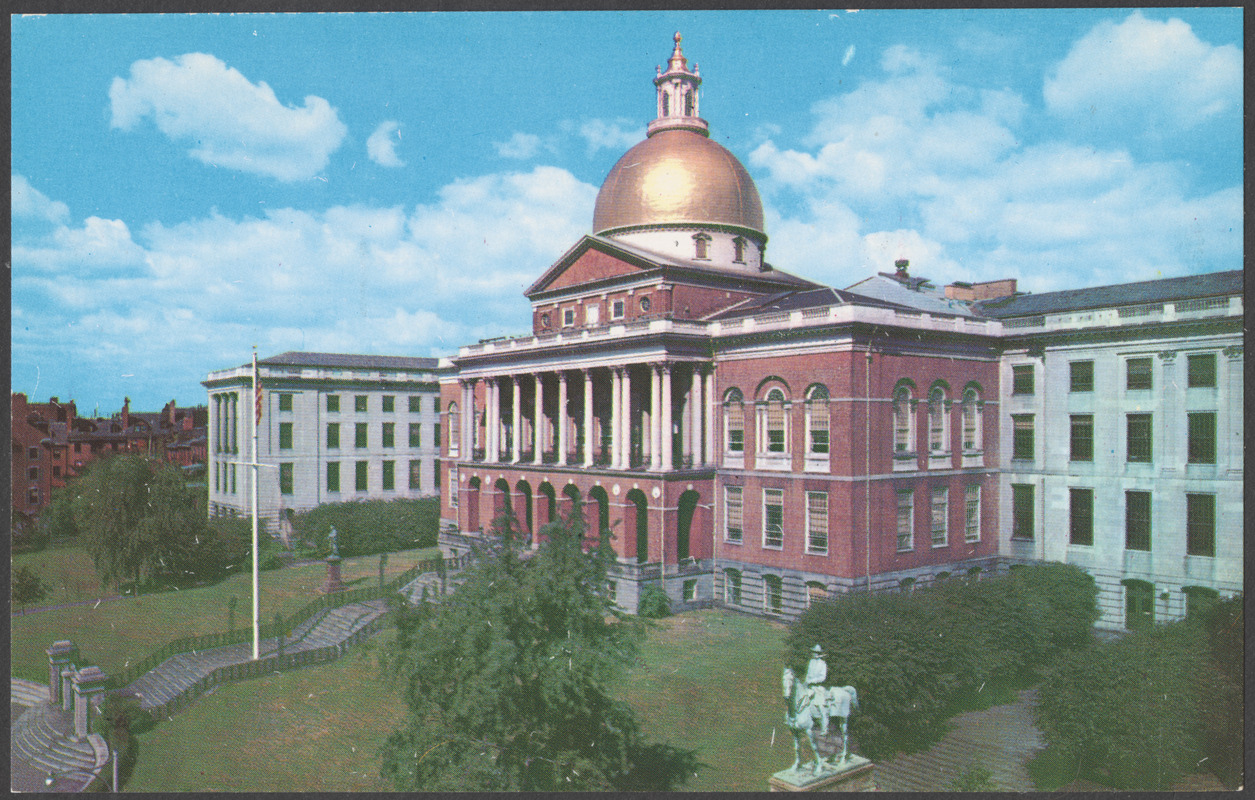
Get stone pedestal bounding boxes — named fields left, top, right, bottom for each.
left=320, top=555, right=345, bottom=594
left=46, top=640, right=78, bottom=705
left=769, top=755, right=875, bottom=792
left=62, top=668, right=77, bottom=711
left=71, top=666, right=109, bottom=740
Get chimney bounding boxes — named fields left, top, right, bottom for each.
left=122, top=397, right=130, bottom=429
left=894, top=259, right=910, bottom=278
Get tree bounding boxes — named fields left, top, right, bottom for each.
left=12, top=565, right=50, bottom=611
left=379, top=505, right=699, bottom=791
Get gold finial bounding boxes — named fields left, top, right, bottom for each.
left=668, top=31, right=688, bottom=72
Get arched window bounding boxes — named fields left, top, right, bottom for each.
left=723, top=388, right=745, bottom=455
left=805, top=581, right=828, bottom=608
left=761, top=388, right=788, bottom=455
left=684, top=89, right=694, bottom=116
left=893, top=386, right=914, bottom=452
left=806, top=385, right=830, bottom=456
left=692, top=232, right=711, bottom=260
left=961, top=388, right=981, bottom=451
left=928, top=386, right=948, bottom=452
left=763, top=574, right=784, bottom=614
left=662, top=92, right=670, bottom=117
left=732, top=236, right=746, bottom=263
left=723, top=568, right=742, bottom=605
left=448, top=401, right=460, bottom=457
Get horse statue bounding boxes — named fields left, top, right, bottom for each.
left=782, top=666, right=859, bottom=774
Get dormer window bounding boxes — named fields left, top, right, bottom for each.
left=692, top=232, right=711, bottom=260
left=732, top=236, right=746, bottom=263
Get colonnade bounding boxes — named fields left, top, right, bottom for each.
left=212, top=392, right=240, bottom=454
left=457, top=362, right=716, bottom=471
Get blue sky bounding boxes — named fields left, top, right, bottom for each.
left=11, top=9, right=1243, bottom=412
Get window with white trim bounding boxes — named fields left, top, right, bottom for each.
left=724, top=568, right=742, bottom=604
left=448, top=402, right=460, bottom=456
left=964, top=484, right=981, bottom=543
left=893, top=387, right=914, bottom=453
left=760, top=388, right=788, bottom=455
left=805, top=581, right=827, bottom=608
left=611, top=299, right=625, bottom=320
left=930, top=487, right=948, bottom=547
left=805, top=491, right=828, bottom=555
left=928, top=387, right=948, bottom=452
left=449, top=468, right=458, bottom=509
left=723, top=389, right=745, bottom=454
left=961, top=389, right=980, bottom=451
left=896, top=489, right=914, bottom=551
left=763, top=574, right=784, bottom=614
left=806, top=385, right=830, bottom=455
left=562, top=308, right=575, bottom=327
left=724, top=486, right=743, bottom=544
left=763, top=488, right=784, bottom=549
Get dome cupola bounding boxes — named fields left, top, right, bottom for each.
left=592, top=33, right=768, bottom=271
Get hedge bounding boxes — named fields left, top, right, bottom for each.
left=786, top=563, right=1099, bottom=760
left=291, top=497, right=440, bottom=558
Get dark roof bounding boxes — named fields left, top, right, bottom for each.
left=258, top=351, right=441, bottom=370
left=976, top=270, right=1242, bottom=318
left=710, top=286, right=911, bottom=320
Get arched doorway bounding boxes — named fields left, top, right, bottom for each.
left=514, top=480, right=533, bottom=537
left=493, top=478, right=510, bottom=523
left=562, top=484, right=583, bottom=535
left=538, top=482, right=556, bottom=528
left=626, top=489, right=648, bottom=563
left=466, top=477, right=482, bottom=533
left=676, top=490, right=699, bottom=561
left=587, top=486, right=610, bottom=547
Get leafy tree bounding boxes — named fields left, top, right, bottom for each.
left=95, top=693, right=151, bottom=789
left=379, top=505, right=699, bottom=791
left=12, top=508, right=46, bottom=552
left=12, top=565, right=50, bottom=610
left=40, top=491, right=80, bottom=542
left=636, top=585, right=672, bottom=618
left=292, top=497, right=439, bottom=558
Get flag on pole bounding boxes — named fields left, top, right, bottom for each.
left=253, top=351, right=263, bottom=425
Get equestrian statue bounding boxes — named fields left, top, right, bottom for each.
left=782, top=644, right=859, bottom=775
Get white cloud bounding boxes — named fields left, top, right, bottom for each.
left=1044, top=12, right=1242, bottom=131
left=494, top=132, right=543, bottom=159
left=577, top=118, right=644, bottom=156
left=366, top=120, right=405, bottom=167
left=11, top=174, right=69, bottom=223
left=841, top=45, right=855, bottom=67
left=109, top=52, right=347, bottom=181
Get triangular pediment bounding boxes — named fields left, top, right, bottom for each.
left=526, top=236, right=665, bottom=297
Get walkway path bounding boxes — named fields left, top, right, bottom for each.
left=10, top=598, right=390, bottom=793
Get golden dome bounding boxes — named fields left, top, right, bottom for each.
left=592, top=128, right=766, bottom=237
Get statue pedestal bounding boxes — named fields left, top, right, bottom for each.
left=769, top=755, right=875, bottom=792
left=320, top=556, right=345, bottom=594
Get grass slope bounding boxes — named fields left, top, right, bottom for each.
left=11, top=546, right=113, bottom=608
left=10, top=547, right=439, bottom=682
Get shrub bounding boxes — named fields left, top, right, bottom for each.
left=637, top=585, right=672, bottom=618
left=1197, top=595, right=1243, bottom=788
left=12, top=565, right=50, bottom=610
left=787, top=563, right=1098, bottom=761
left=292, top=497, right=439, bottom=558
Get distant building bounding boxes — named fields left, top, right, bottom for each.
left=202, top=352, right=451, bottom=530
left=10, top=393, right=208, bottom=520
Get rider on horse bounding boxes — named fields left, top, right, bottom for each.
left=801, top=644, right=832, bottom=735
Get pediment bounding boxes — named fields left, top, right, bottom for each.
left=526, top=236, right=663, bottom=297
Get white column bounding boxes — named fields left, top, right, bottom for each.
left=649, top=365, right=661, bottom=470
left=558, top=371, right=569, bottom=465
left=487, top=379, right=499, bottom=462
left=610, top=368, right=622, bottom=469
left=465, top=380, right=475, bottom=456
left=661, top=364, right=674, bottom=471
left=622, top=366, right=634, bottom=469
left=533, top=374, right=544, bottom=464
left=704, top=367, right=715, bottom=467
left=1158, top=350, right=1178, bottom=472
left=689, top=366, right=703, bottom=466
left=508, top=377, right=519, bottom=463
left=583, top=369, right=595, bottom=467
left=1225, top=346, right=1243, bottom=473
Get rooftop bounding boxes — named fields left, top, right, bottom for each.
left=976, top=270, right=1243, bottom=318
left=256, top=351, right=441, bottom=371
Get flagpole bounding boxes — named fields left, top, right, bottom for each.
left=251, top=347, right=261, bottom=660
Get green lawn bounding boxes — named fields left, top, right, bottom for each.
left=116, top=608, right=790, bottom=792
left=11, top=547, right=114, bottom=609
left=10, top=547, right=440, bottom=683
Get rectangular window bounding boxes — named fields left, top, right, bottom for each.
left=930, top=487, right=948, bottom=547
left=766, top=405, right=786, bottom=452
left=1012, top=415, right=1035, bottom=461
left=448, top=467, right=457, bottom=508
left=382, top=395, right=395, bottom=412
left=727, top=408, right=744, bottom=453
left=279, top=463, right=294, bottom=495
left=763, top=575, right=784, bottom=614
left=408, top=395, right=421, bottom=413
left=1070, top=360, right=1094, bottom=392
left=1125, top=491, right=1151, bottom=551
left=1011, top=483, right=1034, bottom=540
left=28, top=466, right=39, bottom=481
left=408, top=460, right=421, bottom=490
left=805, top=491, right=828, bottom=555
left=355, top=461, right=368, bottom=492
left=434, top=459, right=441, bottom=488
left=683, top=579, right=697, bottom=602
left=762, top=488, right=784, bottom=549
left=382, top=460, right=395, bottom=491
left=1069, top=488, right=1094, bottom=546
left=1070, top=415, right=1093, bottom=462
left=327, top=462, right=340, bottom=492
left=1187, top=412, right=1216, bottom=464
left=1012, top=364, right=1035, bottom=395
left=896, top=490, right=914, bottom=551
left=278, top=422, right=293, bottom=450
left=326, top=394, right=340, bottom=412
left=326, top=423, right=340, bottom=449
left=1187, top=353, right=1216, bottom=388
left=409, top=422, right=422, bottom=448
left=809, top=404, right=829, bottom=454
left=230, top=464, right=237, bottom=494
left=611, top=299, right=625, bottom=320
left=1186, top=493, right=1215, bottom=557
left=28, top=446, right=39, bottom=460
left=724, top=486, right=744, bottom=543
left=1126, top=414, right=1153, bottom=463
left=355, top=423, right=368, bottom=449
left=964, top=485, right=981, bottom=543
left=1126, top=357, right=1153, bottom=390
left=278, top=393, right=293, bottom=412
left=562, top=308, right=575, bottom=327
left=355, top=394, right=368, bottom=412
left=382, top=422, right=395, bottom=448
left=724, top=571, right=742, bottom=604
left=434, top=423, right=441, bottom=448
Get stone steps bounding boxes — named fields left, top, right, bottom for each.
left=10, top=704, right=97, bottom=775
left=11, top=678, right=50, bottom=708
